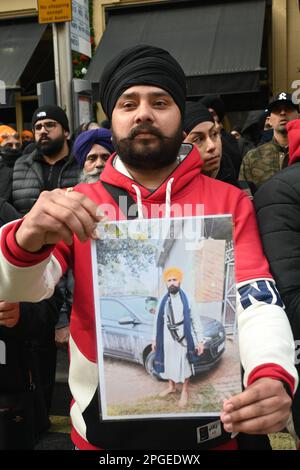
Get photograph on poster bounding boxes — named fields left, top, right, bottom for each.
left=91, top=215, right=241, bottom=421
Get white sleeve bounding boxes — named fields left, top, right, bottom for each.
left=237, top=278, right=298, bottom=392
left=0, top=249, right=63, bottom=302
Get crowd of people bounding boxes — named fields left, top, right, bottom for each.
left=0, top=44, right=299, bottom=451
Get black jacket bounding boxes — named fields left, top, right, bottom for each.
left=216, top=151, right=241, bottom=188
left=0, top=150, right=23, bottom=203
left=12, top=148, right=80, bottom=214
left=0, top=198, right=20, bottom=224
left=254, top=161, right=300, bottom=436
left=221, top=129, right=242, bottom=177
left=254, top=163, right=300, bottom=345
left=0, top=199, right=63, bottom=448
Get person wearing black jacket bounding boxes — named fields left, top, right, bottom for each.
left=0, top=130, right=23, bottom=203
left=254, top=119, right=300, bottom=448
left=12, top=105, right=79, bottom=215
left=0, top=198, right=62, bottom=449
left=11, top=105, right=78, bottom=419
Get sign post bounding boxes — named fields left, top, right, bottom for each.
left=38, top=0, right=74, bottom=132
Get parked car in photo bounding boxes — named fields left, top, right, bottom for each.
left=100, top=295, right=226, bottom=379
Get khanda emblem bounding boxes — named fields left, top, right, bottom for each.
left=279, top=92, right=287, bottom=100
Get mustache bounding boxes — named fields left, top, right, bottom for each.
left=80, top=168, right=102, bottom=184
left=87, top=168, right=102, bottom=176
left=128, top=124, right=167, bottom=140
left=39, top=136, right=51, bottom=142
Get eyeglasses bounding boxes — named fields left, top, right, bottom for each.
left=33, top=121, right=58, bottom=132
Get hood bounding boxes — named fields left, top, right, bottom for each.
left=100, top=144, right=203, bottom=209
left=241, top=110, right=266, bottom=134
left=287, top=120, right=300, bottom=165
left=241, top=110, right=266, bottom=145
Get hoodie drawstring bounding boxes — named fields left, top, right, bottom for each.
left=165, top=178, right=174, bottom=218
left=131, top=184, right=144, bottom=219
left=131, top=177, right=174, bottom=219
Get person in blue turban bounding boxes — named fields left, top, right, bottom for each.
left=73, top=127, right=114, bottom=183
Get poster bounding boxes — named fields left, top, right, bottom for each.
left=91, top=215, right=241, bottom=421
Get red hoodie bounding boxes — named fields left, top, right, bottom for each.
left=0, top=145, right=296, bottom=450
left=287, top=120, right=300, bottom=165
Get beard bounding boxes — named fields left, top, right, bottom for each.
left=79, top=168, right=102, bottom=184
left=168, top=285, right=180, bottom=295
left=278, top=125, right=288, bottom=136
left=36, top=134, right=65, bottom=157
left=112, top=122, right=183, bottom=171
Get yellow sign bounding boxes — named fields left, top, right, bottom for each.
left=38, top=0, right=72, bottom=24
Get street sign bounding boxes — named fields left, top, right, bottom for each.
left=71, top=0, right=91, bottom=58
left=38, top=0, right=72, bottom=24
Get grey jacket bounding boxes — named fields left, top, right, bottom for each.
left=12, top=148, right=80, bottom=214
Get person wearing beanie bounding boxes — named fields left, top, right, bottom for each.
left=183, top=101, right=220, bottom=177
left=73, top=128, right=114, bottom=183
left=0, top=45, right=297, bottom=452
left=183, top=101, right=239, bottom=187
left=12, top=104, right=79, bottom=215
left=31, top=104, right=70, bottom=132
left=200, top=95, right=242, bottom=176
left=255, top=119, right=300, bottom=448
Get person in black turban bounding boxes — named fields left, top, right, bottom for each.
left=99, top=45, right=186, bottom=120
left=99, top=45, right=187, bottom=171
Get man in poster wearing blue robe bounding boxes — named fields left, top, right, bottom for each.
left=152, top=267, right=204, bottom=408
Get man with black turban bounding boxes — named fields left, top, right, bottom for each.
left=0, top=44, right=297, bottom=452
left=99, top=45, right=186, bottom=121
left=99, top=45, right=186, bottom=176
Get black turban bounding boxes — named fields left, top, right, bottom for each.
left=99, top=45, right=187, bottom=120
left=183, top=101, right=214, bottom=134
left=200, top=94, right=226, bottom=122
